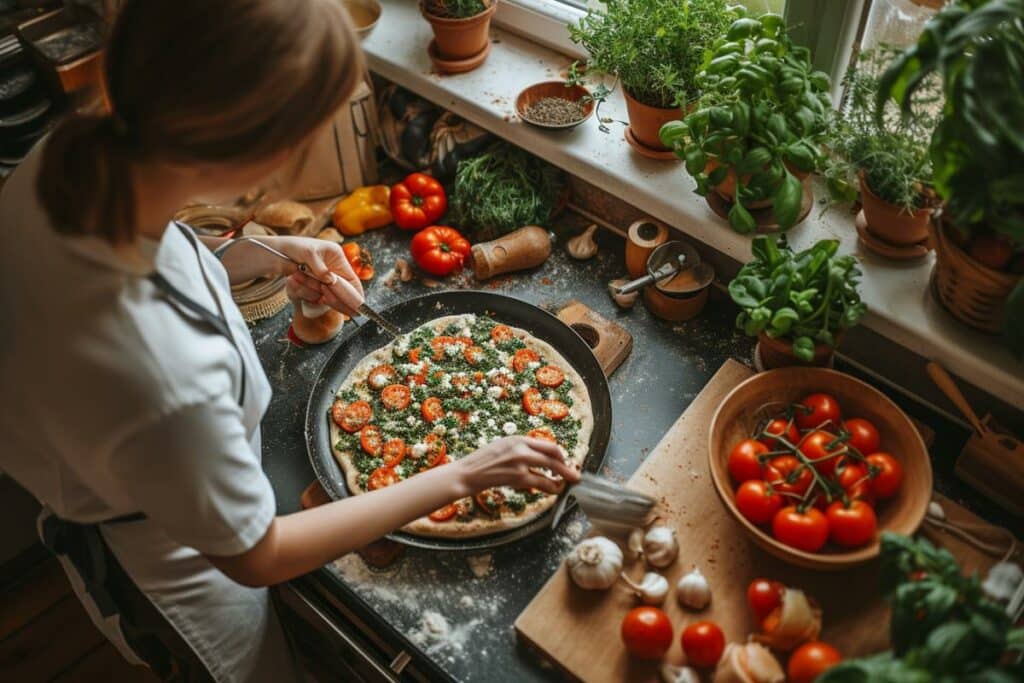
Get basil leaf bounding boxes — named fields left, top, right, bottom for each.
left=773, top=170, right=804, bottom=229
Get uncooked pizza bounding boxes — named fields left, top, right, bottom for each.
left=329, top=313, right=593, bottom=538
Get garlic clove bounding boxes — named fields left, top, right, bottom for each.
left=927, top=500, right=945, bottom=520
left=567, top=537, right=623, bottom=591
left=620, top=571, right=670, bottom=605
left=395, top=258, right=413, bottom=282
left=677, top=568, right=711, bottom=610
left=643, top=524, right=679, bottom=569
left=628, top=527, right=645, bottom=559
left=712, top=642, right=784, bottom=683
left=609, top=278, right=639, bottom=309
left=661, top=663, right=700, bottom=683
left=567, top=224, right=599, bottom=260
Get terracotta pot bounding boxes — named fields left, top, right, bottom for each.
left=859, top=173, right=932, bottom=246
left=706, top=159, right=809, bottom=211
left=757, top=331, right=837, bottom=370
left=622, top=89, right=682, bottom=151
left=420, top=1, right=496, bottom=61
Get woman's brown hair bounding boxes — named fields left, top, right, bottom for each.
left=38, top=0, right=364, bottom=244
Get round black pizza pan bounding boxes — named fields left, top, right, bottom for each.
left=305, top=290, right=612, bottom=551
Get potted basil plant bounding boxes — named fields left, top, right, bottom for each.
left=729, top=236, right=866, bottom=369
left=660, top=12, right=831, bottom=233
left=569, top=0, right=738, bottom=152
left=421, top=0, right=497, bottom=68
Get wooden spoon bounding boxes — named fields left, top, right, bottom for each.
left=926, top=361, right=988, bottom=436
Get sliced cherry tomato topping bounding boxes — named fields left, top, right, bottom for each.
left=512, top=348, right=541, bottom=373
left=330, top=399, right=349, bottom=428
left=367, top=466, right=399, bottom=490
left=429, top=504, right=459, bottom=522
left=527, top=428, right=557, bottom=443
left=475, top=488, right=505, bottom=516
left=421, top=397, right=445, bottom=422
left=381, top=384, right=412, bottom=411
left=367, top=365, right=397, bottom=390
left=535, top=365, right=565, bottom=388
left=359, top=425, right=383, bottom=456
left=490, top=372, right=514, bottom=399
left=381, top=439, right=407, bottom=467
left=424, top=434, right=447, bottom=466
left=408, top=348, right=421, bottom=363
left=339, top=400, right=372, bottom=433
left=453, top=410, right=471, bottom=426
left=522, top=387, right=544, bottom=415
left=491, top=324, right=514, bottom=343
left=542, top=399, right=570, bottom=421
left=451, top=374, right=471, bottom=389
left=463, top=345, right=485, bottom=366
left=431, top=335, right=467, bottom=361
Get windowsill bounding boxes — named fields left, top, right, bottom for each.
left=362, top=0, right=1023, bottom=408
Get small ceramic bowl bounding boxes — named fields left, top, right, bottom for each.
left=515, top=81, right=594, bottom=131
left=341, top=0, right=382, bottom=37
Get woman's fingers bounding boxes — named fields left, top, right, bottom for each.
left=285, top=273, right=321, bottom=303
left=322, top=273, right=364, bottom=316
left=509, top=442, right=579, bottom=483
left=518, top=472, right=565, bottom=495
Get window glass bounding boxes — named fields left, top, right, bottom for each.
left=860, top=0, right=939, bottom=50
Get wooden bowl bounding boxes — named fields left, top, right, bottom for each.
left=515, top=81, right=594, bottom=130
left=708, top=367, right=932, bottom=571
left=341, top=0, right=382, bottom=36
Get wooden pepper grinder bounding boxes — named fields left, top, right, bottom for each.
left=625, top=219, right=669, bottom=278
left=471, top=226, right=551, bottom=281
left=290, top=300, right=346, bottom=344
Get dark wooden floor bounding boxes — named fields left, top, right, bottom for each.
left=0, top=548, right=159, bottom=682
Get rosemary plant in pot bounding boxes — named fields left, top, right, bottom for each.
left=729, top=236, right=866, bottom=369
left=825, top=48, right=941, bottom=252
left=660, top=12, right=831, bottom=233
left=569, top=0, right=738, bottom=152
left=878, top=0, right=1024, bottom=352
left=421, top=0, right=497, bottom=65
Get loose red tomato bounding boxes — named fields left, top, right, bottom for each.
left=381, top=384, right=412, bottom=411
left=796, top=393, right=841, bottom=430
left=367, top=466, right=399, bottom=490
left=787, top=641, right=842, bottom=683
left=735, top=480, right=783, bottom=525
left=621, top=607, right=673, bottom=660
left=766, top=455, right=813, bottom=497
left=772, top=506, right=830, bottom=552
left=337, top=400, right=372, bottom=433
left=421, top=397, right=445, bottom=422
left=424, top=434, right=447, bottom=466
left=800, top=430, right=844, bottom=477
left=359, top=425, right=383, bottom=456
left=728, top=439, right=770, bottom=483
left=681, top=621, right=725, bottom=668
left=390, top=172, right=447, bottom=231
left=843, top=418, right=880, bottom=455
left=367, top=365, right=397, bottom=390
left=475, top=488, right=505, bottom=517
left=410, top=226, right=471, bottom=276
left=491, top=324, right=514, bottom=343
left=522, top=387, right=544, bottom=416
left=759, top=418, right=800, bottom=449
left=512, top=348, right=541, bottom=373
left=381, top=439, right=406, bottom=467
left=527, top=428, right=557, bottom=443
left=463, top=345, right=485, bottom=365
left=747, top=578, right=785, bottom=621
left=542, top=399, right=570, bottom=421
left=342, top=241, right=374, bottom=280
left=826, top=500, right=877, bottom=548
left=866, top=453, right=903, bottom=498
left=536, top=365, right=565, bottom=388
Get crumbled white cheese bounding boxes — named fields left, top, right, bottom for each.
left=518, top=383, right=532, bottom=393
left=411, top=401, right=421, bottom=409
left=497, top=351, right=510, bottom=364
left=498, top=367, right=514, bottom=377
left=477, top=435, right=490, bottom=448
left=444, top=344, right=462, bottom=357
left=502, top=422, right=517, bottom=435
left=433, top=424, right=447, bottom=435
left=440, top=375, right=453, bottom=390
left=368, top=372, right=389, bottom=390
left=527, top=415, right=543, bottom=427
left=527, top=361, right=541, bottom=370
left=486, top=418, right=497, bottom=429
left=472, top=386, right=483, bottom=396
left=485, top=367, right=500, bottom=378
left=448, top=429, right=460, bottom=440
left=395, top=336, right=410, bottom=354
left=486, top=386, right=504, bottom=399
left=485, top=340, right=496, bottom=349
left=469, top=414, right=480, bottom=424
left=406, top=416, right=417, bottom=426
left=411, top=442, right=428, bottom=458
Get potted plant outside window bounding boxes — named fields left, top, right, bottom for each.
left=825, top=48, right=942, bottom=252
left=729, top=236, right=866, bottom=369
left=878, top=0, right=1024, bottom=354
left=421, top=0, right=497, bottom=69
left=569, top=0, right=738, bottom=153
left=660, top=12, right=832, bottom=233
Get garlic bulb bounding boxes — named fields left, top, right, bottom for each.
left=752, top=588, right=822, bottom=651
left=566, top=537, right=623, bottom=590
left=981, top=561, right=1023, bottom=602
left=661, top=663, right=700, bottom=683
left=676, top=568, right=711, bottom=610
left=642, top=524, right=679, bottom=568
left=927, top=500, right=946, bottom=520
left=712, top=642, right=784, bottom=683
left=608, top=278, right=639, bottom=309
left=621, top=571, right=669, bottom=605
left=567, top=224, right=599, bottom=260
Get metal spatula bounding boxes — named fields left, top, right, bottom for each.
left=551, top=473, right=657, bottom=532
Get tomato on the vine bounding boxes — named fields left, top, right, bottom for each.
left=795, top=393, right=841, bottom=430
left=772, top=506, right=829, bottom=552
left=747, top=578, right=785, bottom=621
left=766, top=455, right=813, bottom=497
left=758, top=418, right=800, bottom=449
left=799, top=430, right=844, bottom=477
left=681, top=621, right=726, bottom=667
left=866, top=453, right=903, bottom=498
left=787, top=641, right=842, bottom=683
left=735, top=480, right=782, bottom=525
left=843, top=418, right=880, bottom=455
left=728, top=438, right=770, bottom=483
left=621, top=607, right=673, bottom=660
left=826, top=500, right=877, bottom=547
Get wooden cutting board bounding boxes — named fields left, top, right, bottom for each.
left=514, top=359, right=1013, bottom=682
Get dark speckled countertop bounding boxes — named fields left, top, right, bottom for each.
left=252, top=220, right=995, bottom=682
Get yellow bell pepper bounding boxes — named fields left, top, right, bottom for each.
left=333, top=185, right=392, bottom=236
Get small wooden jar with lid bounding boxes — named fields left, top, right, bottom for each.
left=643, top=262, right=715, bottom=322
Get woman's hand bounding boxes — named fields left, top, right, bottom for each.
left=451, top=436, right=581, bottom=497
left=273, top=236, right=364, bottom=316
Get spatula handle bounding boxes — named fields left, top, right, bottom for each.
left=926, top=362, right=987, bottom=435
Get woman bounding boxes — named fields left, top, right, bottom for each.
left=0, top=1, right=577, bottom=681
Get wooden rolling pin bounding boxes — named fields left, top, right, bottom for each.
left=471, top=226, right=551, bottom=280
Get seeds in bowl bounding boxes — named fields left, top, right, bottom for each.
left=524, top=96, right=585, bottom=126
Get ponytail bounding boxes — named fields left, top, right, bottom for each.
left=37, top=113, right=137, bottom=244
